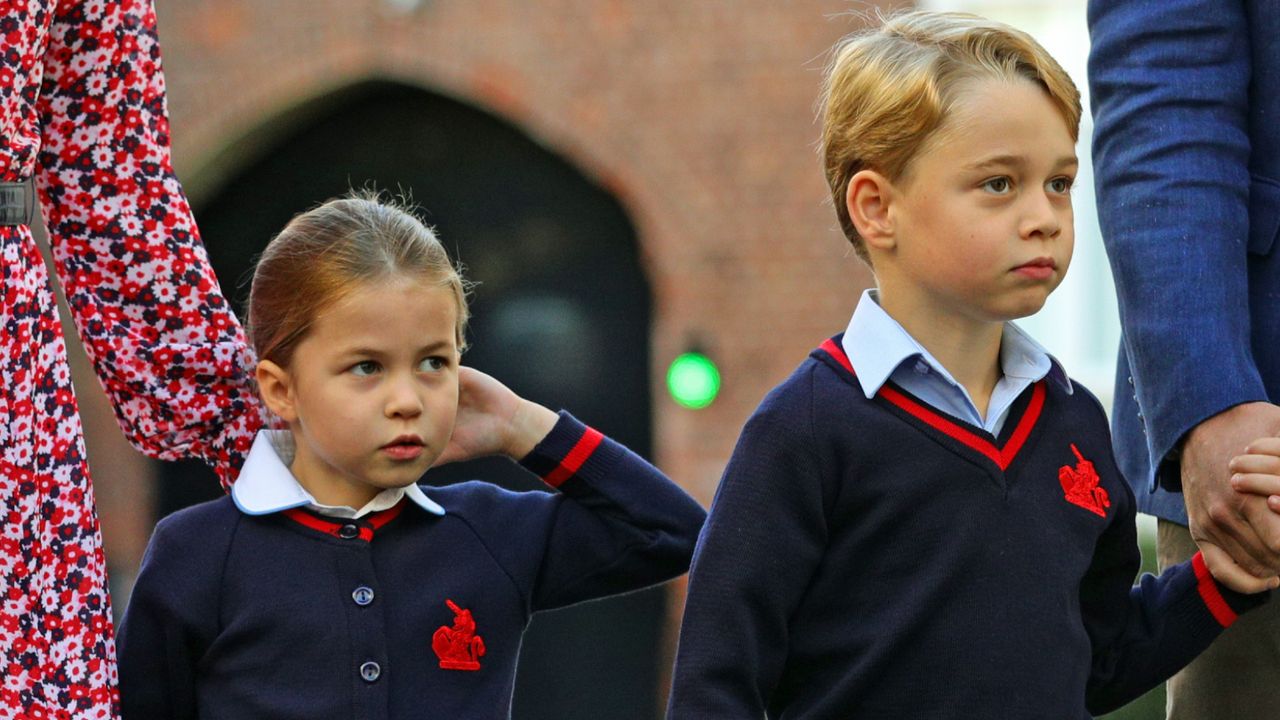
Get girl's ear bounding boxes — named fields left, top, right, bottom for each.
left=256, top=359, right=299, bottom=423
left=846, top=169, right=897, bottom=252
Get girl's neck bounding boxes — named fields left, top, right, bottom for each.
left=875, top=290, right=1003, bottom=418
left=287, top=448, right=381, bottom=510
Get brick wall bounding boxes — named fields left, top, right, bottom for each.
left=155, top=0, right=895, bottom=505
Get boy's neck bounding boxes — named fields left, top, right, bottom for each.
left=875, top=290, right=1004, bottom=418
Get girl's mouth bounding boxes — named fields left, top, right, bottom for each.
left=382, top=436, right=425, bottom=460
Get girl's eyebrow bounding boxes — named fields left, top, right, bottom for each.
left=340, top=340, right=455, bottom=358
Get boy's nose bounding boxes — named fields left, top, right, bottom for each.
left=1021, top=192, right=1063, bottom=239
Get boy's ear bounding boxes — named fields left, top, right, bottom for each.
left=846, top=169, right=897, bottom=251
left=256, top=359, right=299, bottom=423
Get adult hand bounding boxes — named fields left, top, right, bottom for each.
left=1183, top=402, right=1280, bottom=586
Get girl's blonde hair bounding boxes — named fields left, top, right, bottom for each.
left=247, top=191, right=470, bottom=367
left=820, top=10, right=1081, bottom=264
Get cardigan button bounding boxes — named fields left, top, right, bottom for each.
left=352, top=586, right=375, bottom=606
left=360, top=661, right=381, bottom=683
left=338, top=524, right=360, bottom=539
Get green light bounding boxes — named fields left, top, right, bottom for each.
left=667, top=352, right=721, bottom=409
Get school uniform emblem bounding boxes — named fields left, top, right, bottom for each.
left=432, top=599, right=486, bottom=671
left=1058, top=444, right=1110, bottom=517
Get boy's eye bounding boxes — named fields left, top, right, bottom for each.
left=350, top=361, right=380, bottom=377
left=1047, top=176, right=1074, bottom=194
left=981, top=177, right=1012, bottom=194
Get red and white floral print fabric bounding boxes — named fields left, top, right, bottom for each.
left=2, top=0, right=261, bottom=716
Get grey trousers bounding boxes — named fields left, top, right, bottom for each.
left=1157, top=520, right=1280, bottom=720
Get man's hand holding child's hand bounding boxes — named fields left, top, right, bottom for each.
left=1210, top=435, right=1280, bottom=592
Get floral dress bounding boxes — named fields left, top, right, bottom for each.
left=1, top=0, right=261, bottom=716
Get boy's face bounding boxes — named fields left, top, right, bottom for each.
left=269, top=277, right=461, bottom=509
left=883, top=77, right=1077, bottom=324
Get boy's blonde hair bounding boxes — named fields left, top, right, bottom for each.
left=820, top=11, right=1081, bottom=263
left=247, top=191, right=470, bottom=368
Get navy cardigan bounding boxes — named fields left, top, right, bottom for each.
left=118, top=413, right=706, bottom=719
left=667, top=337, right=1268, bottom=719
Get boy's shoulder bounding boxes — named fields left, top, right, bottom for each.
left=750, top=335, right=868, bottom=419
left=763, top=335, right=856, bottom=397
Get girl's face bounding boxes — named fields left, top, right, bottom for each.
left=261, top=276, right=460, bottom=509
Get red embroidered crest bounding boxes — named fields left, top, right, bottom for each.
left=432, top=599, right=486, bottom=671
left=1058, top=444, right=1110, bottom=517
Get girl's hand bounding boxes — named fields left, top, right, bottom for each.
left=1229, top=436, right=1280, bottom=514
left=434, top=367, right=558, bottom=466
left=1200, top=541, right=1280, bottom=593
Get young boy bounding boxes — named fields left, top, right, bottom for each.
left=666, top=11, right=1273, bottom=719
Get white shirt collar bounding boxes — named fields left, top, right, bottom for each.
left=840, top=289, right=1072, bottom=398
left=230, top=431, right=445, bottom=518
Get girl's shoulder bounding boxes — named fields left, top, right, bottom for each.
left=426, top=480, right=560, bottom=521
left=151, top=495, right=242, bottom=547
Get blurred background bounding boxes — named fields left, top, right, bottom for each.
left=36, top=0, right=1162, bottom=717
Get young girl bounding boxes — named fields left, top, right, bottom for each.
left=115, top=194, right=706, bottom=719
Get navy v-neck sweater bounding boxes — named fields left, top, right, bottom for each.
left=667, top=337, right=1267, bottom=719
left=117, top=413, right=706, bottom=720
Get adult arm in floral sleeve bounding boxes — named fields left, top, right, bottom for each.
left=35, top=0, right=264, bottom=487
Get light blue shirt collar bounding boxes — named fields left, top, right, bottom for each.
left=840, top=289, right=1072, bottom=399
left=230, top=431, right=445, bottom=517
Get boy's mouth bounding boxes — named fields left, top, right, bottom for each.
left=1012, top=257, right=1057, bottom=280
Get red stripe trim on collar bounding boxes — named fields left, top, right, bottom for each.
left=543, top=427, right=605, bottom=488
left=878, top=383, right=1003, bottom=466
left=819, top=338, right=854, bottom=374
left=999, top=382, right=1046, bottom=468
left=817, top=337, right=1046, bottom=471
left=282, top=499, right=406, bottom=542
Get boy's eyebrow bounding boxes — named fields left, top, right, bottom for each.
left=965, top=154, right=1079, bottom=171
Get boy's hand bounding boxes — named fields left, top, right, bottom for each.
left=433, top=367, right=558, bottom=466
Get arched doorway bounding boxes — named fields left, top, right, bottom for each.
left=163, top=80, right=660, bottom=719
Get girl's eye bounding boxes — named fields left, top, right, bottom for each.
left=982, top=177, right=1012, bottom=194
left=419, top=356, right=447, bottom=373
left=350, top=361, right=380, bottom=377
left=1047, top=176, right=1074, bottom=194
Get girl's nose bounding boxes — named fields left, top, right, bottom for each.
left=385, top=375, right=424, bottom=418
